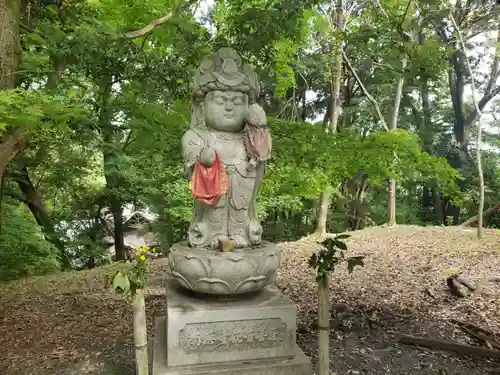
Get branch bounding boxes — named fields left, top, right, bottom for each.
left=400, top=335, right=500, bottom=359
left=370, top=0, right=389, bottom=18
left=461, top=31, right=500, bottom=130
left=484, top=30, right=500, bottom=96
left=403, top=93, right=421, bottom=117
left=122, top=130, right=135, bottom=151
left=460, top=203, right=500, bottom=226
left=341, top=49, right=388, bottom=130
left=4, top=189, right=29, bottom=205
left=121, top=0, right=198, bottom=40
left=464, top=85, right=500, bottom=128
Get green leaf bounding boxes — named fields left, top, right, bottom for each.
left=334, top=240, right=347, bottom=250
left=335, top=234, right=350, bottom=240
left=346, top=256, right=365, bottom=274
left=112, top=271, right=131, bottom=294
left=308, top=253, right=317, bottom=268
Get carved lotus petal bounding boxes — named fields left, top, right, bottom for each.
left=171, top=271, right=194, bottom=291
left=234, top=276, right=267, bottom=294
left=212, top=257, right=256, bottom=287
left=258, top=252, right=281, bottom=278
left=168, top=242, right=281, bottom=295
left=170, top=251, right=209, bottom=279
left=196, top=278, right=232, bottom=294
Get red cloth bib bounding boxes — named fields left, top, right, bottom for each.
left=190, top=153, right=229, bottom=205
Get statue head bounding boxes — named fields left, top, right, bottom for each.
left=191, top=48, right=260, bottom=132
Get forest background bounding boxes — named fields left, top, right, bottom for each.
left=0, top=0, right=499, bottom=279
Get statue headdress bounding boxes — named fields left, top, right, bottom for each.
left=192, top=48, right=260, bottom=104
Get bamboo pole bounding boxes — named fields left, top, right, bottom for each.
left=133, top=289, right=148, bottom=375
left=317, top=276, right=330, bottom=375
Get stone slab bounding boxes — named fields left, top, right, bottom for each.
left=153, top=316, right=312, bottom=375
left=164, top=281, right=297, bottom=367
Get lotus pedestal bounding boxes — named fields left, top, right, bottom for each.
left=151, top=243, right=312, bottom=375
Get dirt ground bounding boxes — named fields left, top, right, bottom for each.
left=0, top=225, right=499, bottom=375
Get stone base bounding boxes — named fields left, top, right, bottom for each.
left=152, top=282, right=312, bottom=375
left=164, top=281, right=297, bottom=367
left=153, top=319, right=312, bottom=375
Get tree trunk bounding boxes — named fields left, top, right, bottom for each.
left=111, top=199, right=126, bottom=261
left=14, top=165, right=67, bottom=254
left=461, top=203, right=500, bottom=227
left=317, top=276, right=329, bottom=375
left=476, top=115, right=484, bottom=238
left=0, top=172, right=4, bottom=233
left=0, top=0, right=25, bottom=229
left=97, top=76, right=126, bottom=261
left=448, top=52, right=467, bottom=146
left=421, top=186, right=432, bottom=222
left=387, top=58, right=407, bottom=226
left=0, top=132, right=26, bottom=181
left=387, top=179, right=397, bottom=226
left=432, top=188, right=444, bottom=224
left=316, top=0, right=346, bottom=235
left=328, top=0, right=345, bottom=133
left=46, top=56, right=66, bottom=90
left=0, top=0, right=21, bottom=89
left=16, top=166, right=52, bottom=229
left=133, top=289, right=149, bottom=375
left=352, top=177, right=368, bottom=230
left=315, top=191, right=329, bottom=236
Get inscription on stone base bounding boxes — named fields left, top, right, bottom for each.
left=166, top=282, right=298, bottom=367
left=179, top=318, right=289, bottom=353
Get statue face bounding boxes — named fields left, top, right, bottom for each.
left=204, top=90, right=248, bottom=132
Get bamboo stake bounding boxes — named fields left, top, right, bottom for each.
left=133, top=289, right=148, bottom=375
left=317, top=276, right=329, bottom=375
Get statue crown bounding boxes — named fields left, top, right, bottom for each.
left=192, top=48, right=260, bottom=102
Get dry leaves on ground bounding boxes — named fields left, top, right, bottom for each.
left=277, top=225, right=500, bottom=333
left=0, top=225, right=498, bottom=375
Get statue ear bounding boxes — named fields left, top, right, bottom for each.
left=191, top=100, right=205, bottom=128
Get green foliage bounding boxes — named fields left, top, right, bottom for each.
left=266, top=120, right=462, bottom=211
left=0, top=0, right=496, bottom=280
left=308, top=235, right=365, bottom=281
left=0, top=89, right=86, bottom=134
left=111, top=246, right=151, bottom=299
left=272, top=38, right=298, bottom=97
left=0, top=203, right=60, bottom=280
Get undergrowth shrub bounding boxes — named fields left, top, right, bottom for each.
left=0, top=203, right=60, bottom=280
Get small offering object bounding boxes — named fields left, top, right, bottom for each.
left=218, top=238, right=236, bottom=252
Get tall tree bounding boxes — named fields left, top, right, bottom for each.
left=316, top=0, right=346, bottom=237
left=0, top=0, right=25, bottom=179
left=387, top=58, right=407, bottom=226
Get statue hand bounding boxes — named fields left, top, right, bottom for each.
left=246, top=158, right=257, bottom=171
left=200, top=146, right=216, bottom=167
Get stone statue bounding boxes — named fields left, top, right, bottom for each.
left=158, top=50, right=311, bottom=374
left=168, top=48, right=279, bottom=296
left=182, top=47, right=271, bottom=249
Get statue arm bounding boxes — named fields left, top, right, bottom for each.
left=182, top=129, right=218, bottom=180
left=181, top=130, right=203, bottom=180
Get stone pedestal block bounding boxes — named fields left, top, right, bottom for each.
left=152, top=281, right=312, bottom=375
